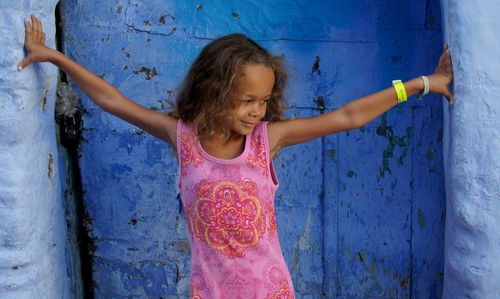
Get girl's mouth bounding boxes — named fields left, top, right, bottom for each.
left=241, top=121, right=256, bottom=128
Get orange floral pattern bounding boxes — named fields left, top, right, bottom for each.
left=247, top=134, right=268, bottom=176
left=180, top=132, right=204, bottom=175
left=265, top=202, right=277, bottom=238
left=190, top=271, right=209, bottom=299
left=265, top=278, right=295, bottom=299
left=190, top=285, right=202, bottom=299
left=193, top=179, right=266, bottom=257
left=178, top=121, right=295, bottom=297
left=266, top=285, right=295, bottom=299
left=262, top=263, right=295, bottom=299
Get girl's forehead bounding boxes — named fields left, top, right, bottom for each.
left=240, top=64, right=275, bottom=95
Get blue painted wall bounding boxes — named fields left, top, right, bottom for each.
left=441, top=1, right=500, bottom=298
left=0, top=1, right=71, bottom=298
left=60, top=0, right=445, bottom=297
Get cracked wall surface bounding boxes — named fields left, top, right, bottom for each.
left=60, top=1, right=446, bottom=297
left=0, top=1, right=71, bottom=298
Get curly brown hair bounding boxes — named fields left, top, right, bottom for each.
left=174, top=33, right=287, bottom=140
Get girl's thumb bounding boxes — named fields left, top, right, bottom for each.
left=17, top=57, right=31, bottom=71
left=443, top=89, right=453, bottom=105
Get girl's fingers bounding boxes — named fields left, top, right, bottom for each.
left=17, top=57, right=32, bottom=71
left=26, top=15, right=47, bottom=43
left=24, top=18, right=32, bottom=34
left=37, top=15, right=43, bottom=32
left=35, top=15, right=41, bottom=39
left=436, top=48, right=452, bottom=76
left=444, top=89, right=453, bottom=105
left=31, top=15, right=39, bottom=32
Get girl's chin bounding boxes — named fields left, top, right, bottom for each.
left=230, top=128, right=253, bottom=137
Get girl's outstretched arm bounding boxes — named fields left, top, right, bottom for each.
left=18, top=15, right=177, bottom=147
left=268, top=46, right=453, bottom=156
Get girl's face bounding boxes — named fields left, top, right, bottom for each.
left=229, top=64, right=275, bottom=137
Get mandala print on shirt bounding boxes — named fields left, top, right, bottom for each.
left=265, top=278, right=294, bottom=299
left=220, top=268, right=260, bottom=299
left=264, top=202, right=278, bottom=239
left=263, top=263, right=295, bottom=299
left=190, top=286, right=202, bottom=299
left=246, top=133, right=268, bottom=176
left=193, top=179, right=266, bottom=258
left=190, top=271, right=212, bottom=299
left=180, top=132, right=204, bottom=175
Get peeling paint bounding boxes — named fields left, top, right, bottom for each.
left=293, top=209, right=313, bottom=276
left=231, top=12, right=240, bottom=20
left=376, top=114, right=412, bottom=178
left=426, top=146, right=435, bottom=160
left=121, top=48, right=131, bottom=59
left=328, top=149, right=336, bottom=160
left=310, top=55, right=321, bottom=76
left=48, top=153, right=54, bottom=179
left=131, top=128, right=146, bottom=135
left=314, top=95, right=326, bottom=110
left=132, top=66, right=158, bottom=80
left=417, top=208, right=427, bottom=230
left=39, top=77, right=51, bottom=112
left=298, top=209, right=312, bottom=252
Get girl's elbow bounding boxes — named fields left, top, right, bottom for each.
left=341, top=108, right=362, bottom=130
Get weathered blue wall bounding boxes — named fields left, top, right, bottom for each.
left=60, top=0, right=445, bottom=297
left=0, top=1, right=71, bottom=298
left=441, top=1, right=500, bottom=298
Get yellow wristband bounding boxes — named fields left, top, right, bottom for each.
left=392, top=80, right=408, bottom=103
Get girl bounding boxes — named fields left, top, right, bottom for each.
left=19, top=15, right=452, bottom=298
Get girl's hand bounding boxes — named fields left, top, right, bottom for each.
left=428, top=44, right=454, bottom=104
left=18, top=15, right=54, bottom=71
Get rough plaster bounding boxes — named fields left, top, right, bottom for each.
left=441, top=0, right=500, bottom=298
left=0, top=1, right=71, bottom=299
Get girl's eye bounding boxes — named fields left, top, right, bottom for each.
left=240, top=98, right=269, bottom=105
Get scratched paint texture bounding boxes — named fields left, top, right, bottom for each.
left=60, top=0, right=445, bottom=297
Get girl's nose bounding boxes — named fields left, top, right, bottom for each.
left=250, top=103, right=265, bottom=118
left=249, top=103, right=260, bottom=116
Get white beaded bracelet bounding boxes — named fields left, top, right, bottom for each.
left=417, top=75, right=429, bottom=100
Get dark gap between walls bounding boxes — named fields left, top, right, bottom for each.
left=55, top=2, right=94, bottom=298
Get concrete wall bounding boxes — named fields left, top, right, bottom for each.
left=441, top=1, right=500, bottom=298
left=0, top=1, right=71, bottom=298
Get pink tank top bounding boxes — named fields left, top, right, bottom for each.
left=176, top=120, right=295, bottom=299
